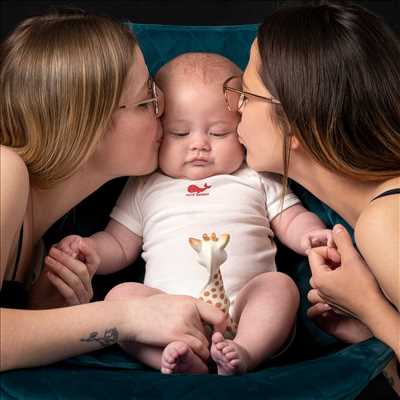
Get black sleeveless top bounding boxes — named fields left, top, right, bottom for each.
left=371, top=188, right=400, bottom=202
left=0, top=227, right=29, bottom=308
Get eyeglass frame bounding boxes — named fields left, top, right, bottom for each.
left=222, top=75, right=281, bottom=112
left=119, top=77, right=162, bottom=117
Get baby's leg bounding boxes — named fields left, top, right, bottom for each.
left=210, top=272, right=299, bottom=375
left=105, top=282, right=208, bottom=374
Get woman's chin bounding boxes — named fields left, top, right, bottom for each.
left=246, top=156, right=262, bottom=172
left=246, top=156, right=277, bottom=174
left=134, top=161, right=159, bottom=177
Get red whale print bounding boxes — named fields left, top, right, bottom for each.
left=187, top=183, right=211, bottom=193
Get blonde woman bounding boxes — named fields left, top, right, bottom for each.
left=223, top=0, right=399, bottom=391
left=0, top=10, right=226, bottom=372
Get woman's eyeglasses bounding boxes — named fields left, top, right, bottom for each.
left=223, top=75, right=280, bottom=112
left=119, top=78, right=163, bottom=117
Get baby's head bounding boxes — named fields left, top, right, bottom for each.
left=156, top=52, right=244, bottom=180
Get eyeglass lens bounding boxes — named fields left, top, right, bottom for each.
left=226, top=90, right=245, bottom=112
left=151, top=80, right=163, bottom=117
left=224, top=77, right=244, bottom=112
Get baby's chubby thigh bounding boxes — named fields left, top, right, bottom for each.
left=218, top=272, right=300, bottom=368
left=231, top=271, right=300, bottom=325
left=105, top=282, right=164, bottom=301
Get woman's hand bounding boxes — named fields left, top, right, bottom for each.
left=43, top=235, right=100, bottom=305
left=307, top=303, right=372, bottom=343
left=308, top=225, right=384, bottom=319
left=305, top=224, right=384, bottom=342
left=120, top=294, right=228, bottom=361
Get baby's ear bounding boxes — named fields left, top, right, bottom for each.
left=189, top=238, right=202, bottom=253
left=217, top=234, right=230, bottom=250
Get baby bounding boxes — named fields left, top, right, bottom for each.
left=49, top=53, right=332, bottom=375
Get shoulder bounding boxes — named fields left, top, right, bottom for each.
left=355, top=193, right=399, bottom=264
left=0, top=146, right=29, bottom=198
left=1, top=145, right=28, bottom=172
left=356, top=190, right=399, bottom=238
left=1, top=147, right=30, bottom=276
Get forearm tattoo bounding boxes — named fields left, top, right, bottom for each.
left=80, top=328, right=119, bottom=347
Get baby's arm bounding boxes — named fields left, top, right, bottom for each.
left=53, top=219, right=142, bottom=275
left=44, top=220, right=142, bottom=305
left=93, top=219, right=143, bottom=275
left=271, top=204, right=332, bottom=255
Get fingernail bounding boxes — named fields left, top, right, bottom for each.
left=305, top=248, right=311, bottom=256
left=333, top=225, right=343, bottom=234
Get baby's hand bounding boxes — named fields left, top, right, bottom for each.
left=300, top=229, right=334, bottom=253
left=56, top=234, right=82, bottom=259
left=45, top=235, right=100, bottom=305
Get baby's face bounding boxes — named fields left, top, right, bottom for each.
left=158, top=80, right=244, bottom=180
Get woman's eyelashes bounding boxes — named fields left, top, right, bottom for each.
left=138, top=103, right=153, bottom=110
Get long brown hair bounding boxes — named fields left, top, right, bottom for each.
left=0, top=9, right=137, bottom=188
left=257, top=1, right=400, bottom=183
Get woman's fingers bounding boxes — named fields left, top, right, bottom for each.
left=307, top=288, right=327, bottom=305
left=46, top=271, right=80, bottom=306
left=309, top=276, right=315, bottom=288
left=195, top=299, right=228, bottom=333
left=45, top=256, right=90, bottom=304
left=51, top=247, right=91, bottom=285
left=331, top=224, right=358, bottom=260
left=307, top=246, right=342, bottom=293
left=45, top=248, right=92, bottom=303
left=307, top=302, right=332, bottom=319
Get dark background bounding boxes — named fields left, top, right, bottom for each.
left=1, top=0, right=399, bottom=42
left=1, top=2, right=399, bottom=399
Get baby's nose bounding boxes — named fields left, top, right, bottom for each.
left=190, top=134, right=211, bottom=151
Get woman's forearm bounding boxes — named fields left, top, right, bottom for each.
left=362, top=297, right=400, bottom=361
left=0, top=301, right=127, bottom=371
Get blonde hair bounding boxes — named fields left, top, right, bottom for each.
left=0, top=10, right=137, bottom=188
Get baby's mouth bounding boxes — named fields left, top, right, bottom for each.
left=189, top=158, right=210, bottom=166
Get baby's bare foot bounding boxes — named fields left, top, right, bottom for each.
left=161, top=341, right=208, bottom=374
left=210, top=332, right=250, bottom=375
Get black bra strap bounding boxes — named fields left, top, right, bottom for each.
left=371, top=188, right=400, bottom=202
left=11, top=226, right=24, bottom=281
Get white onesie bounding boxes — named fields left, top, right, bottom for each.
left=110, top=166, right=300, bottom=310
